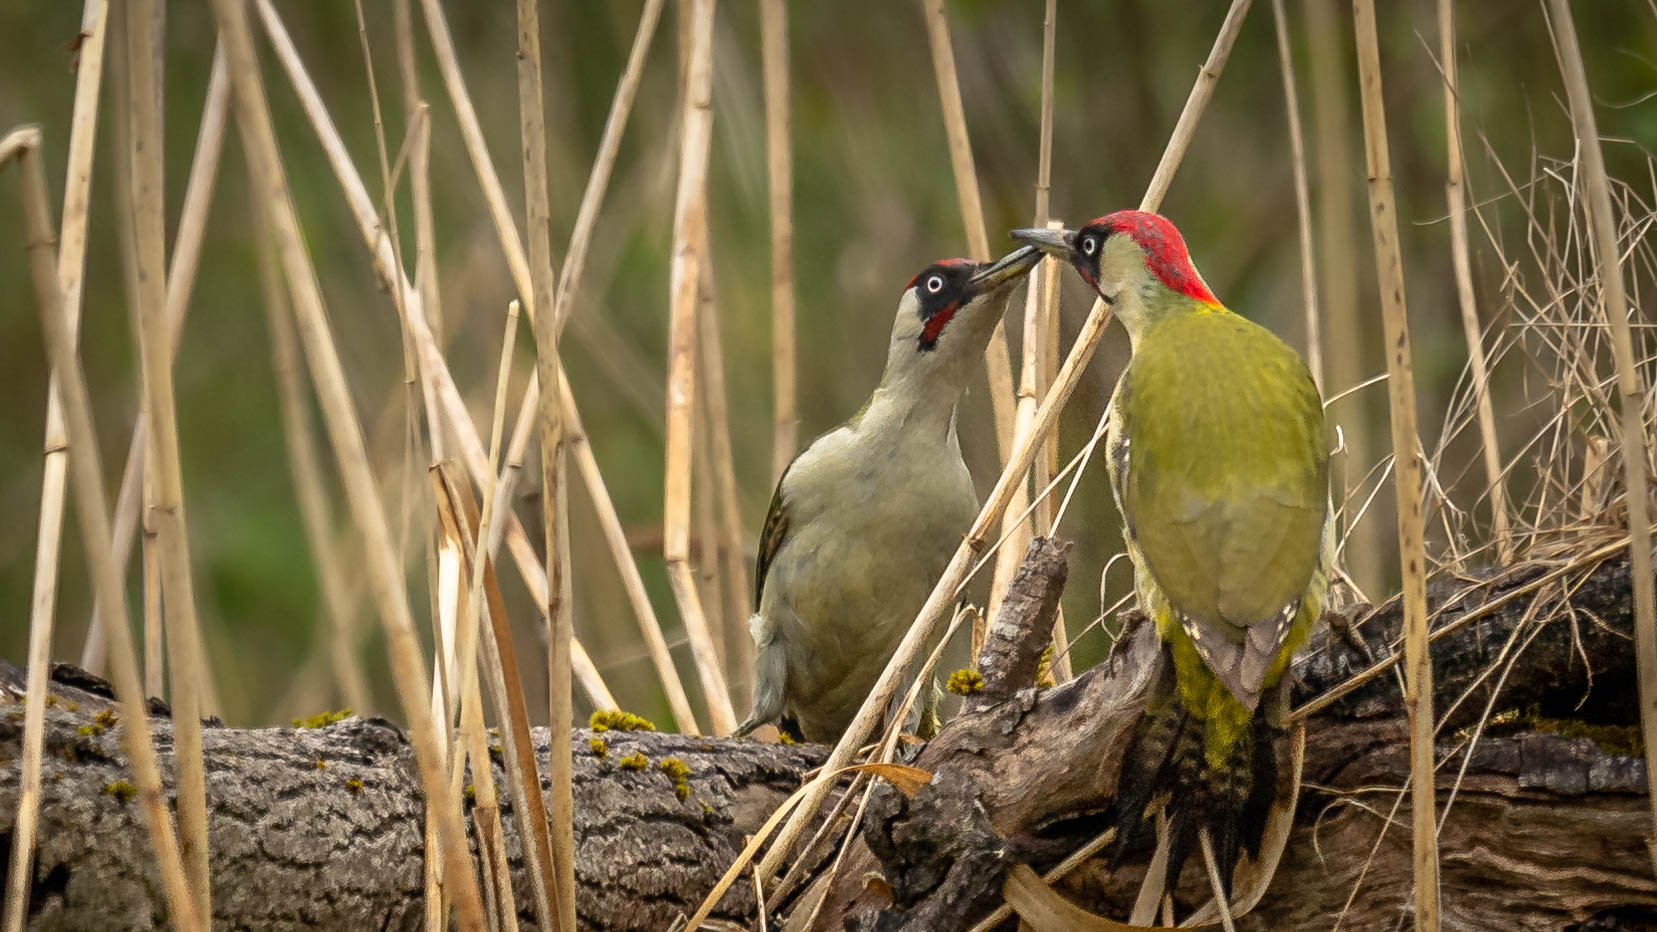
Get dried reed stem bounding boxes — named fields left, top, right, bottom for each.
left=204, top=0, right=486, bottom=922
left=988, top=0, right=1061, bottom=629
left=5, top=3, right=109, bottom=924
left=1439, top=0, right=1512, bottom=562
left=664, top=0, right=737, bottom=734
left=433, top=462, right=558, bottom=932
left=1547, top=0, right=1657, bottom=876
left=251, top=0, right=615, bottom=708
left=82, top=44, right=228, bottom=676
left=919, top=0, right=1018, bottom=466
left=513, top=0, right=578, bottom=924
left=759, top=0, right=1251, bottom=881
left=5, top=124, right=203, bottom=931
left=1270, top=0, right=1322, bottom=390
left=256, top=210, right=370, bottom=711
left=125, top=3, right=212, bottom=908
left=415, top=0, right=532, bottom=300
left=1351, top=0, right=1439, bottom=925
left=553, top=0, right=665, bottom=329
left=392, top=0, right=443, bottom=357
left=759, top=0, right=797, bottom=480
left=563, top=372, right=700, bottom=733
left=444, top=304, right=533, bottom=929
left=697, top=254, right=754, bottom=706
left=1305, top=0, right=1380, bottom=593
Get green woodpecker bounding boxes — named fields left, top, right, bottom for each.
left=1014, top=212, right=1330, bottom=893
left=734, top=246, right=1041, bottom=743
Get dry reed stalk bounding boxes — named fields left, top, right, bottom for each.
left=4, top=3, right=109, bottom=925
left=82, top=44, right=229, bottom=674
left=256, top=208, right=370, bottom=711
left=664, top=0, right=738, bottom=735
left=759, top=0, right=797, bottom=480
left=513, top=0, right=577, bottom=924
left=125, top=0, right=212, bottom=908
left=1305, top=0, right=1380, bottom=594
left=5, top=124, right=203, bottom=932
left=204, top=0, right=486, bottom=923
left=987, top=0, right=1062, bottom=628
left=1351, top=0, right=1439, bottom=925
left=1270, top=0, right=1322, bottom=390
left=414, top=0, right=532, bottom=300
left=758, top=0, right=1252, bottom=882
left=431, top=465, right=560, bottom=932
left=692, top=310, right=727, bottom=673
left=919, top=0, right=1018, bottom=467
left=1438, top=0, right=1512, bottom=563
left=424, top=0, right=665, bottom=578
left=392, top=0, right=442, bottom=353
left=697, top=251, right=753, bottom=706
left=553, top=0, right=665, bottom=329
left=561, top=371, right=700, bottom=732
left=275, top=0, right=656, bottom=714
left=1547, top=0, right=1657, bottom=876
left=438, top=306, right=526, bottom=927
left=250, top=0, right=615, bottom=708
left=350, top=0, right=427, bottom=584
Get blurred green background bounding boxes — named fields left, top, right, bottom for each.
left=0, top=2, right=1652, bottom=727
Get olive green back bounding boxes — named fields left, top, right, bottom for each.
left=1115, top=305, right=1327, bottom=637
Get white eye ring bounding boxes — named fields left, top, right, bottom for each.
left=925, top=274, right=945, bottom=294
left=1081, top=235, right=1098, bottom=256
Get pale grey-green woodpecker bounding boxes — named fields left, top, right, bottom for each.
left=1014, top=211, right=1332, bottom=896
left=734, top=246, right=1042, bottom=743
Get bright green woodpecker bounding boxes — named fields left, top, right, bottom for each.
left=1015, top=211, right=1330, bottom=893
left=734, top=246, right=1041, bottom=743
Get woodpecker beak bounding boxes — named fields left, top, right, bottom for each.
left=1010, top=226, right=1077, bottom=261
left=967, top=245, right=1042, bottom=295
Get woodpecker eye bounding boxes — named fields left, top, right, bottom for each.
left=925, top=274, right=945, bottom=294
left=1080, top=234, right=1099, bottom=256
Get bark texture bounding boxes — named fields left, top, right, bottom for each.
left=1, top=548, right=1652, bottom=930
left=815, top=549, right=1656, bottom=931
left=0, top=667, right=821, bottom=930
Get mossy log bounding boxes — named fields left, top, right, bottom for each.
left=1, top=544, right=1652, bottom=930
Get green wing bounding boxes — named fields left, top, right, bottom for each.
left=753, top=459, right=795, bottom=610
left=1119, top=309, right=1327, bottom=699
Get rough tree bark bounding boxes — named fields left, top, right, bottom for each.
left=1, top=542, right=1653, bottom=930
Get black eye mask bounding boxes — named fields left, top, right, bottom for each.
left=907, top=261, right=975, bottom=351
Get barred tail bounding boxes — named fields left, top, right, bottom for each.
left=1109, top=644, right=1279, bottom=900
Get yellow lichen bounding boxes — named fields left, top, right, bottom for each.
left=464, top=784, right=477, bottom=803
left=778, top=730, right=796, bottom=746
left=946, top=668, right=983, bottom=695
left=589, top=709, right=657, bottom=733
left=588, top=737, right=608, bottom=758
left=76, top=724, right=102, bottom=737
left=345, top=777, right=364, bottom=795
left=292, top=708, right=352, bottom=729
left=314, top=759, right=327, bottom=770
left=1035, top=645, right=1057, bottom=688
left=104, top=780, right=136, bottom=805
left=617, top=751, right=648, bottom=771
left=93, top=709, right=118, bottom=729
left=660, top=757, right=692, bottom=801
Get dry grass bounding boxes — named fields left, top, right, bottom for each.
left=4, top=124, right=203, bottom=931
left=1350, top=0, right=1439, bottom=923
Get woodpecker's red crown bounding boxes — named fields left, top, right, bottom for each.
left=1075, top=210, right=1218, bottom=306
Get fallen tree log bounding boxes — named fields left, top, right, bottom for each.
left=1, top=543, right=1652, bottom=930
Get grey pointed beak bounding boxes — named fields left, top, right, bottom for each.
left=967, top=245, right=1042, bottom=294
left=1010, top=226, right=1077, bottom=260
